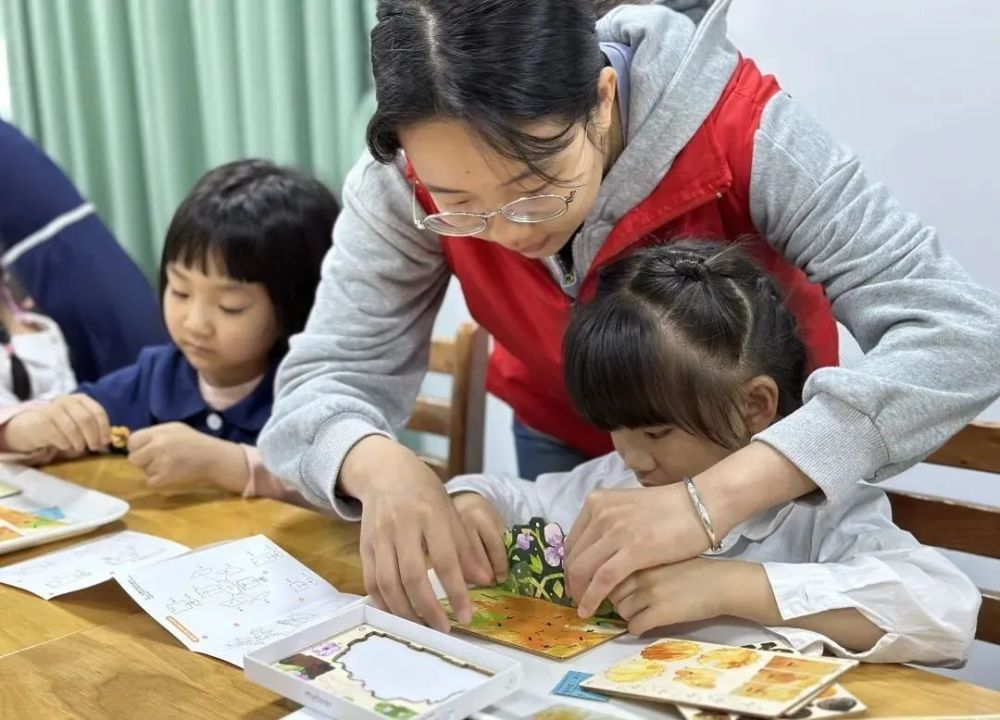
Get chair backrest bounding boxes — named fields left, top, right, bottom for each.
left=886, top=420, right=1000, bottom=644
left=406, top=323, right=488, bottom=481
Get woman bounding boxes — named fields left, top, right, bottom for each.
left=258, top=0, right=1000, bottom=632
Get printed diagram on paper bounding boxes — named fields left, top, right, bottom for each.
left=115, top=534, right=358, bottom=667
left=0, top=530, right=190, bottom=599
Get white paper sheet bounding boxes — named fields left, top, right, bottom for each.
left=115, top=534, right=358, bottom=667
left=0, top=530, right=189, bottom=599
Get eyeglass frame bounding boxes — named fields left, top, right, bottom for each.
left=412, top=183, right=578, bottom=238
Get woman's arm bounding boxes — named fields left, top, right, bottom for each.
left=258, top=153, right=451, bottom=514
left=749, top=91, right=1000, bottom=501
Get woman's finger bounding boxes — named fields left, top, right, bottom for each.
left=372, top=534, right=418, bottom=623
left=361, top=542, right=386, bottom=611
left=578, top=550, right=635, bottom=619
left=424, top=515, right=472, bottom=629
left=565, top=536, right=616, bottom=608
left=396, top=528, right=445, bottom=626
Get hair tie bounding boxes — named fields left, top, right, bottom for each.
left=673, top=257, right=708, bottom=281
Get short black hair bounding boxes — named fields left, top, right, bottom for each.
left=366, top=0, right=606, bottom=184
left=159, top=159, right=339, bottom=355
left=564, top=241, right=808, bottom=450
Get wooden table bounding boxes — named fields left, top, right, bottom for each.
left=1, top=458, right=998, bottom=719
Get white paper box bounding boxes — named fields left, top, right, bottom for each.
left=245, top=604, right=523, bottom=720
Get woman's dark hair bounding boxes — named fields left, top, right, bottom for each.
left=160, top=159, right=339, bottom=356
left=564, top=240, right=808, bottom=450
left=367, top=0, right=606, bottom=183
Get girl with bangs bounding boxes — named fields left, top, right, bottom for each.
left=446, top=241, right=979, bottom=667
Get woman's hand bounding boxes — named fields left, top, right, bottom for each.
left=564, top=482, right=712, bottom=618
left=565, top=442, right=818, bottom=618
left=609, top=557, right=735, bottom=636
left=341, top=436, right=493, bottom=632
left=451, top=492, right=508, bottom=584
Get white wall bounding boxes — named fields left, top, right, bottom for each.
left=425, top=0, right=1000, bottom=689
left=726, top=0, right=1000, bottom=689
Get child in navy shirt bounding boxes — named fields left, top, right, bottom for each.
left=1, top=159, right=338, bottom=499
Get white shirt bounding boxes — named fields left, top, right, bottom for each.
left=445, top=452, right=980, bottom=667
left=0, top=312, right=76, bottom=406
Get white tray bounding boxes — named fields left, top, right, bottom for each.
left=246, top=604, right=523, bottom=720
left=0, top=463, right=129, bottom=555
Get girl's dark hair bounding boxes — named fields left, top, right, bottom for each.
left=160, top=159, right=339, bottom=356
left=564, top=241, right=808, bottom=450
left=367, top=0, right=606, bottom=183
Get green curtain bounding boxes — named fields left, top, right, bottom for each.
left=2, top=0, right=376, bottom=275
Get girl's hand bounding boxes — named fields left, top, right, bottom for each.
left=4, top=394, right=110, bottom=454
left=451, top=492, right=508, bottom=584
left=564, top=482, right=711, bottom=618
left=340, top=436, right=493, bottom=633
left=127, top=423, right=246, bottom=490
left=608, top=557, right=735, bottom=636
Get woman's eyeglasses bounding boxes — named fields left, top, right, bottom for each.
left=413, top=185, right=577, bottom=237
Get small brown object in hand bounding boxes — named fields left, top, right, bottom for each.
left=109, top=426, right=130, bottom=455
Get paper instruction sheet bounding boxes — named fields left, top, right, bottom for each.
left=115, top=534, right=359, bottom=667
left=0, top=530, right=189, bottom=599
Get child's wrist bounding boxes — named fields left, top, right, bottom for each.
left=208, top=439, right=251, bottom=494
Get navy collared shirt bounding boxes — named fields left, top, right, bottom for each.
left=76, top=344, right=277, bottom=444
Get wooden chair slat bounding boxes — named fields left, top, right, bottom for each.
left=887, top=489, right=1000, bottom=560
left=925, top=421, right=1000, bottom=474
left=978, top=591, right=1000, bottom=646
left=408, top=397, right=452, bottom=437
left=408, top=323, right=488, bottom=482
left=429, top=338, right=456, bottom=375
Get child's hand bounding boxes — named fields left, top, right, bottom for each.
left=4, top=395, right=110, bottom=454
left=451, top=492, right=508, bottom=584
left=608, top=557, right=740, bottom=636
left=127, top=423, right=246, bottom=490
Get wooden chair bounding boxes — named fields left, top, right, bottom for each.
left=406, top=322, right=489, bottom=481
left=886, top=420, right=1000, bottom=644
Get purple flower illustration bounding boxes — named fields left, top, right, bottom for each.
left=516, top=531, right=533, bottom=550
left=543, top=523, right=565, bottom=567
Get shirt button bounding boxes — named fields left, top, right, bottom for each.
left=206, top=413, right=223, bottom=432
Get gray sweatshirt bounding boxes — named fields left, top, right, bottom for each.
left=259, top=0, right=1000, bottom=514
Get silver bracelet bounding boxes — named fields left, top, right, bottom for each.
left=683, top=476, right=723, bottom=552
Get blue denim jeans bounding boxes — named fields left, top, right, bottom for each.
left=512, top=418, right=592, bottom=481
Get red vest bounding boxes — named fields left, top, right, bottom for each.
left=415, top=59, right=838, bottom=457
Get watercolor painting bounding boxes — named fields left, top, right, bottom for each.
left=272, top=624, right=494, bottom=718
left=674, top=641, right=866, bottom=720
left=581, top=638, right=856, bottom=718
left=0, top=505, right=66, bottom=531
left=443, top=588, right=626, bottom=660
left=0, top=526, right=21, bottom=540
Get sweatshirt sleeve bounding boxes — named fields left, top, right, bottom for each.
left=761, top=485, right=979, bottom=666
left=258, top=153, right=451, bottom=514
left=444, top=452, right=642, bottom=532
left=749, top=91, right=1000, bottom=500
